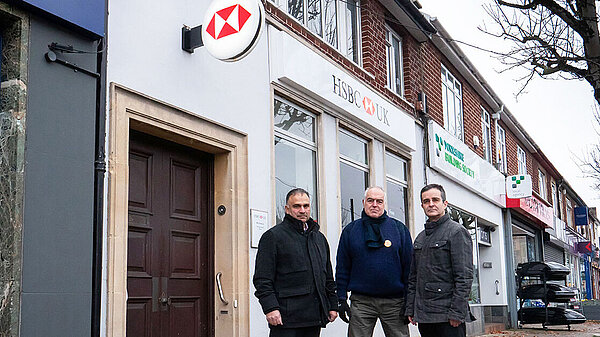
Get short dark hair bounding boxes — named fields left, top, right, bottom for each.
left=286, top=188, right=310, bottom=203
left=420, top=184, right=446, bottom=202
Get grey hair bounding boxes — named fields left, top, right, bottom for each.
left=363, top=186, right=385, bottom=199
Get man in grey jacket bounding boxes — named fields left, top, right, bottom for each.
left=405, top=184, right=473, bottom=337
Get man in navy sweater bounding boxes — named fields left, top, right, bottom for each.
left=336, top=186, right=413, bottom=337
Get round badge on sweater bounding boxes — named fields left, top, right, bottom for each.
left=384, top=240, right=392, bottom=247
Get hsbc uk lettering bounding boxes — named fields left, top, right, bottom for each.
left=332, top=75, right=390, bottom=127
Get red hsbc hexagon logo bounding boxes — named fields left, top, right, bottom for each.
left=202, top=0, right=264, bottom=61
left=362, top=96, right=375, bottom=115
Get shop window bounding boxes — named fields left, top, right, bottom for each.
left=385, top=28, right=403, bottom=96
left=496, top=124, right=507, bottom=173
left=481, top=108, right=492, bottom=163
left=538, top=169, right=546, bottom=200
left=441, top=65, right=463, bottom=141
left=447, top=205, right=480, bottom=304
left=517, top=146, right=527, bottom=175
left=274, top=98, right=318, bottom=223
left=339, top=129, right=369, bottom=226
left=385, top=151, right=408, bottom=224
left=275, top=0, right=361, bottom=64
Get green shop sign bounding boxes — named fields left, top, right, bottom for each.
left=435, top=134, right=475, bottom=179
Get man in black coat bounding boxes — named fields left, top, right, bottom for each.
left=254, top=188, right=338, bottom=337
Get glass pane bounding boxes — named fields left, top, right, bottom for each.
left=323, top=0, right=337, bottom=47
left=447, top=206, right=480, bottom=304
left=340, top=162, right=368, bottom=226
left=385, top=152, right=406, bottom=181
left=339, top=130, right=367, bottom=165
left=392, top=36, right=402, bottom=94
left=274, top=136, right=318, bottom=224
left=307, top=0, right=322, bottom=37
left=456, top=99, right=463, bottom=140
left=386, top=181, right=407, bottom=224
left=345, top=0, right=359, bottom=63
left=274, top=99, right=315, bottom=142
left=288, top=0, right=304, bottom=22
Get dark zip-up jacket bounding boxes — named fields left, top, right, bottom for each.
left=405, top=213, right=473, bottom=323
left=253, top=214, right=338, bottom=328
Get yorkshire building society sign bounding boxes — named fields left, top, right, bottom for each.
left=428, top=121, right=505, bottom=207
left=202, top=0, right=264, bottom=61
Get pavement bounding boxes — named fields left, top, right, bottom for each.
left=480, top=321, right=600, bottom=336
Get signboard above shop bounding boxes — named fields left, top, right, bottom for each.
left=20, top=0, right=105, bottom=36
left=506, top=194, right=553, bottom=228
left=427, top=121, right=505, bottom=207
left=268, top=28, right=416, bottom=151
left=574, top=206, right=589, bottom=226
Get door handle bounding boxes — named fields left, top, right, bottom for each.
left=159, top=292, right=171, bottom=306
left=495, top=280, right=500, bottom=295
left=216, top=272, right=229, bottom=305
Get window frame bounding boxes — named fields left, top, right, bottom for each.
left=538, top=169, right=547, bottom=200
left=495, top=123, right=507, bottom=173
left=272, top=0, right=361, bottom=65
left=481, top=108, right=492, bottom=163
left=385, top=27, right=404, bottom=96
left=338, top=128, right=370, bottom=225
left=384, top=150, right=409, bottom=224
left=517, top=146, right=527, bottom=175
left=441, top=65, right=464, bottom=141
left=273, top=96, right=320, bottom=223
left=551, top=182, right=559, bottom=218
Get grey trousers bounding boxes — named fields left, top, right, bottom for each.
left=348, top=293, right=409, bottom=337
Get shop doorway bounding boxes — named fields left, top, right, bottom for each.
left=126, top=131, right=214, bottom=336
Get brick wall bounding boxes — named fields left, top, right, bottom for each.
left=265, top=0, right=566, bottom=213
left=264, top=0, right=415, bottom=116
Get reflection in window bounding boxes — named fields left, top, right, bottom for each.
left=287, top=0, right=338, bottom=49
left=344, top=0, right=360, bottom=63
left=447, top=205, right=480, bottom=304
left=339, top=130, right=369, bottom=226
left=307, top=0, right=322, bottom=37
left=274, top=98, right=318, bottom=224
left=481, top=108, right=492, bottom=163
left=386, top=28, right=403, bottom=96
left=274, top=99, right=315, bottom=142
left=385, top=152, right=408, bottom=224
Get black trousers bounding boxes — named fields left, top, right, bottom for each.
left=269, top=326, right=321, bottom=337
left=418, top=322, right=466, bottom=337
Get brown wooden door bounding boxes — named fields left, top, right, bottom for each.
left=127, top=131, right=214, bottom=337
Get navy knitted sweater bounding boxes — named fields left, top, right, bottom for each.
left=336, top=212, right=413, bottom=300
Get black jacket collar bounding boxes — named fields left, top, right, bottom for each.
left=284, top=213, right=319, bottom=233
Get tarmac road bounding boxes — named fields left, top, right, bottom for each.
left=480, top=321, right=600, bottom=336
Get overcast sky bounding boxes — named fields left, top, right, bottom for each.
left=421, top=0, right=600, bottom=209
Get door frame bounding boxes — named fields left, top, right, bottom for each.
left=106, top=83, right=249, bottom=337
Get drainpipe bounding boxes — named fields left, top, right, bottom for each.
left=91, top=36, right=106, bottom=337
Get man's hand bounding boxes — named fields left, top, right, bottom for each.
left=328, top=310, right=338, bottom=322
left=266, top=310, right=283, bottom=326
left=449, top=319, right=461, bottom=327
left=408, top=316, right=417, bottom=325
left=338, top=300, right=351, bottom=323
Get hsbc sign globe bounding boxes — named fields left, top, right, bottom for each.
left=202, top=0, right=264, bottom=61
